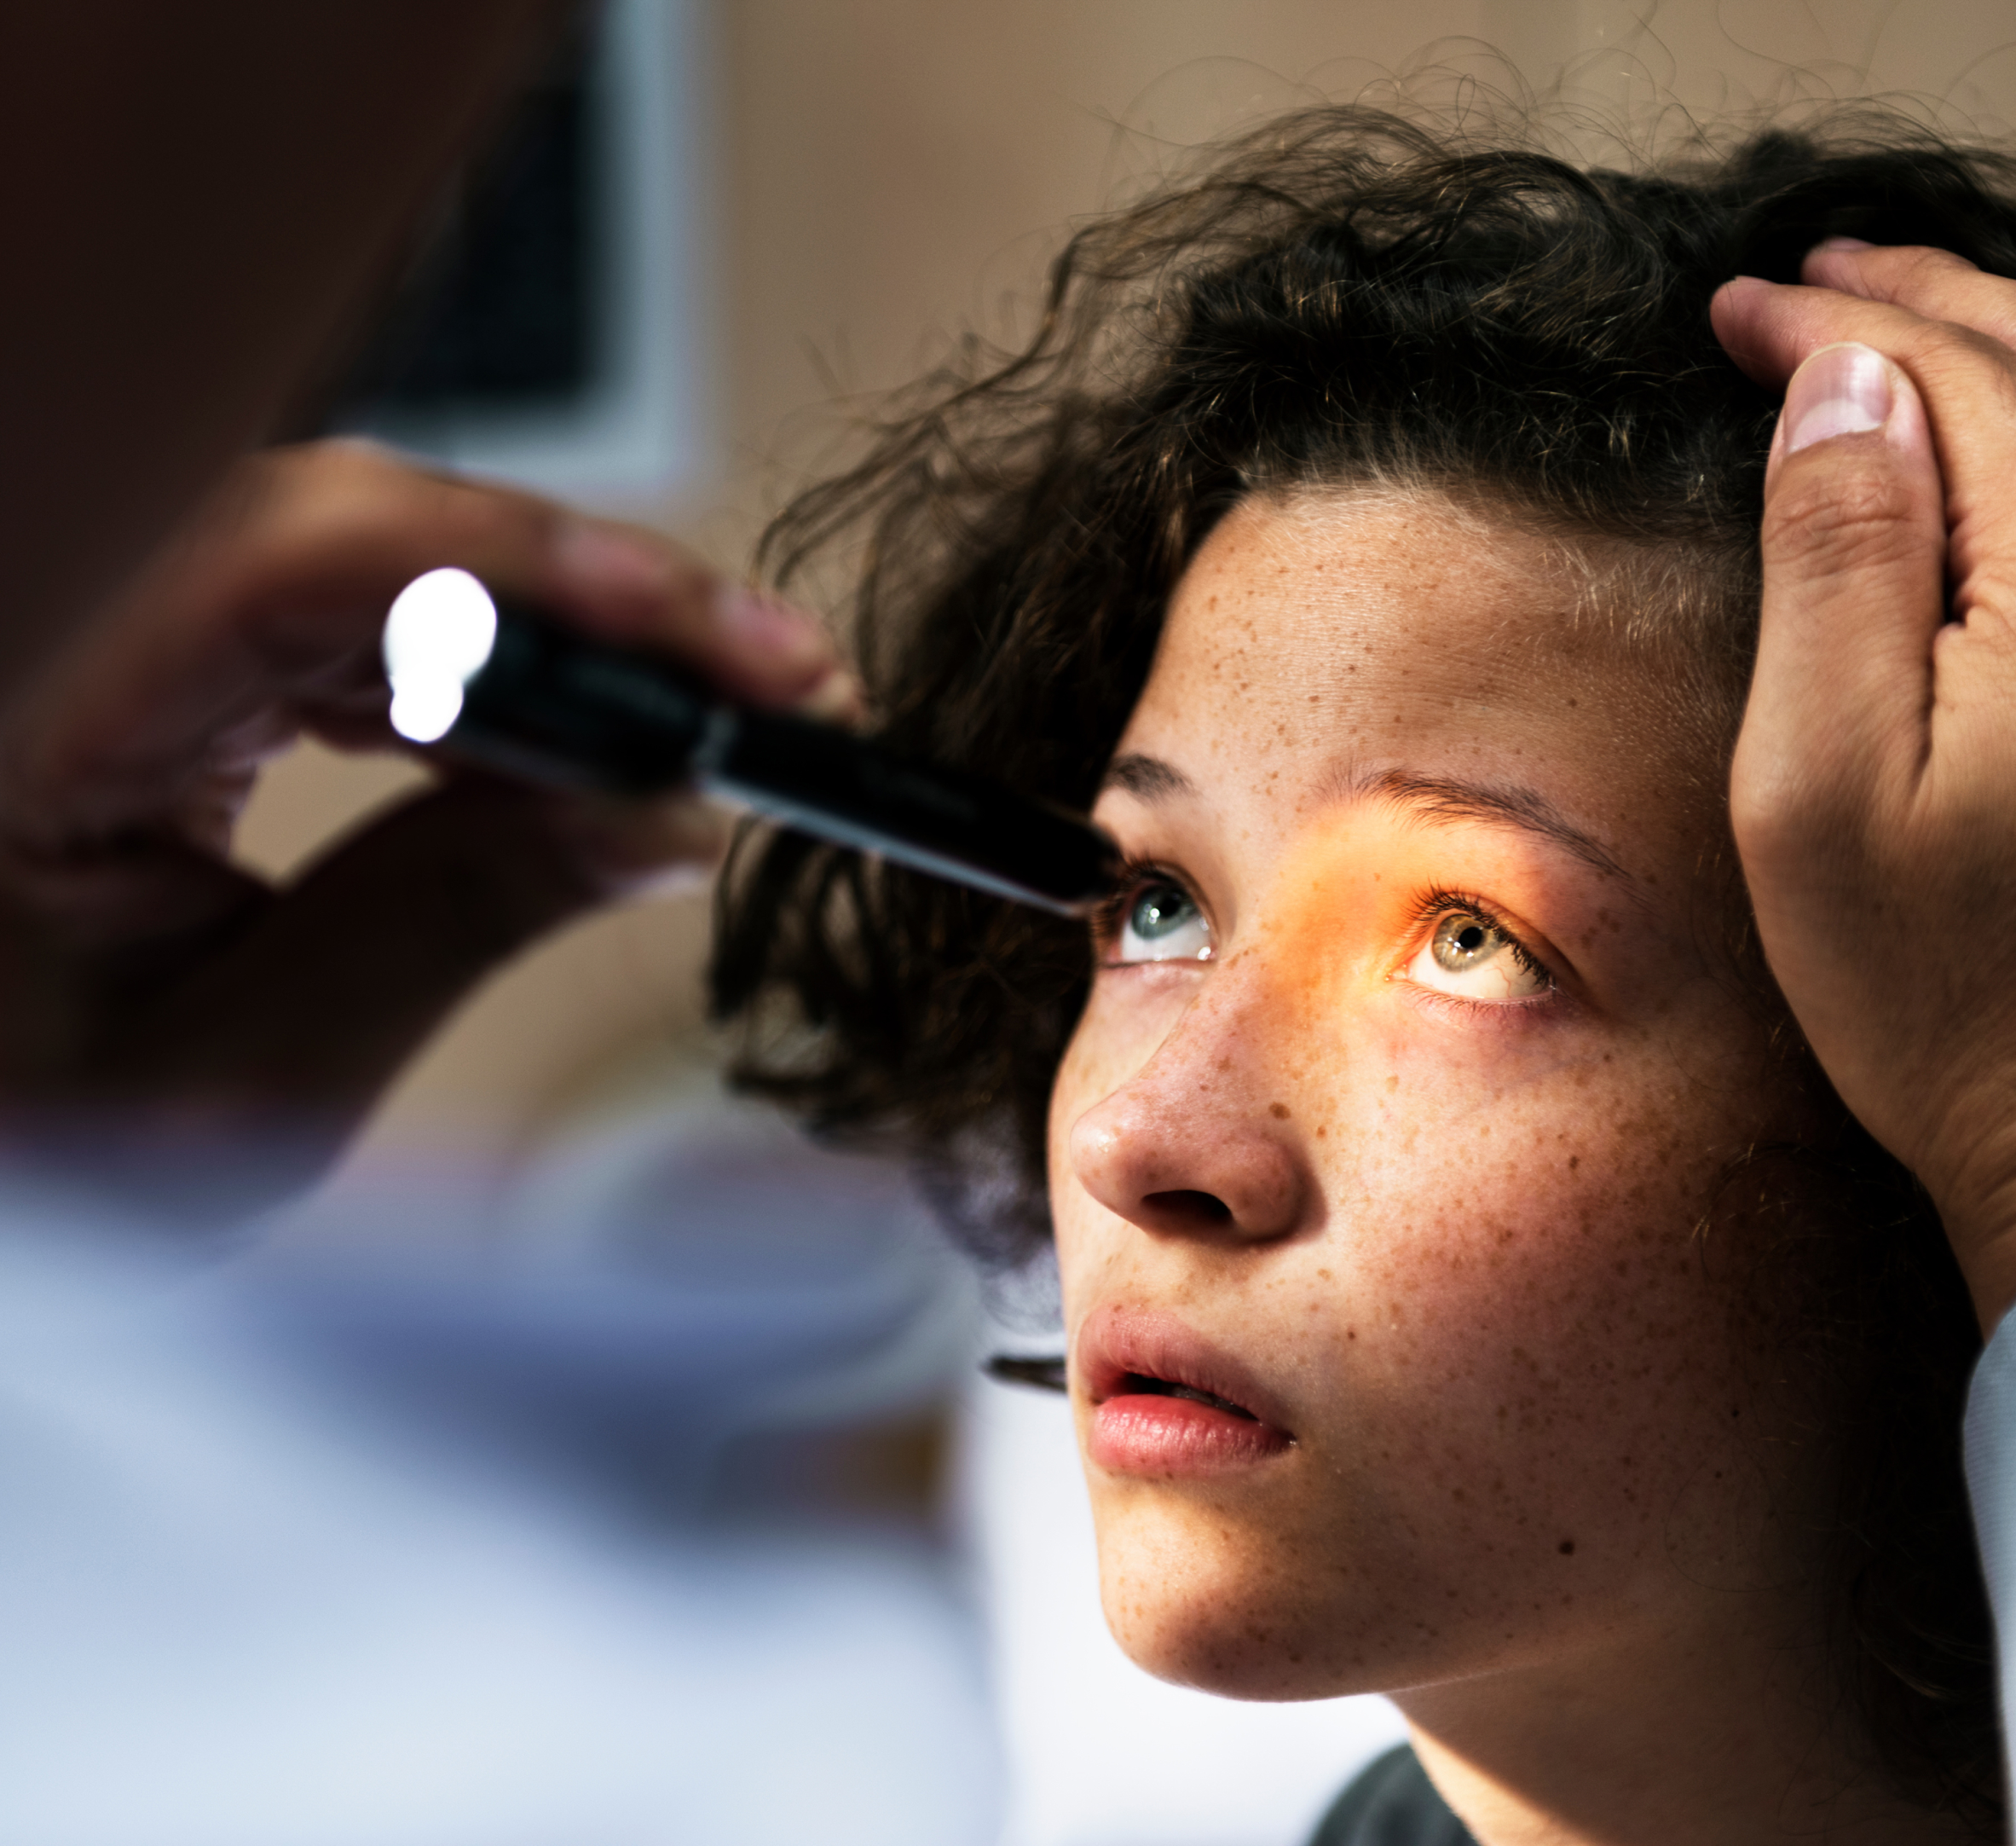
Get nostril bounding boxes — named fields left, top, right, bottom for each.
left=1143, top=1189, right=1233, bottom=1227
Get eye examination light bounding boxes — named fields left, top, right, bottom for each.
left=384, top=568, right=501, bottom=744
left=378, top=570, right=1124, bottom=916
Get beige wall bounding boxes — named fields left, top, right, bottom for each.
left=720, top=0, right=2016, bottom=480
left=238, top=0, right=2016, bottom=1181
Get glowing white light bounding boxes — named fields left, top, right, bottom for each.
left=388, top=678, right=466, bottom=746
left=383, top=568, right=500, bottom=744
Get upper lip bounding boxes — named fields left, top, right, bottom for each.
left=1074, top=1303, right=1296, bottom=1437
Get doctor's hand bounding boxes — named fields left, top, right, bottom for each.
left=1714, top=243, right=2016, bottom=1332
left=0, top=438, right=846, bottom=1217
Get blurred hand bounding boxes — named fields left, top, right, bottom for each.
left=0, top=438, right=849, bottom=1216
left=1713, top=243, right=2016, bottom=1330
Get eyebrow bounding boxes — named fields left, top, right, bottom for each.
left=1350, top=768, right=1631, bottom=881
left=1104, top=752, right=1195, bottom=801
left=1101, top=752, right=1632, bottom=882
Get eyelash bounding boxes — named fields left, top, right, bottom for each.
left=1402, top=886, right=1558, bottom=996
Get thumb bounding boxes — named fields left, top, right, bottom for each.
left=1732, top=341, right=1945, bottom=895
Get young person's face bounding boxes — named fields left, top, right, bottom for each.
left=1048, top=489, right=1829, bottom=1704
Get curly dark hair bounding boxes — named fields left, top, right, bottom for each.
left=709, top=103, right=2016, bottom=1827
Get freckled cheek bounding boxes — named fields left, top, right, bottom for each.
left=1051, top=983, right=1154, bottom=1117
left=1049, top=1185, right=1112, bottom=1326
left=1337, top=1143, right=1722, bottom=1357
left=1295, top=1060, right=1744, bottom=1449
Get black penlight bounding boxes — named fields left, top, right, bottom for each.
left=381, top=569, right=1124, bottom=916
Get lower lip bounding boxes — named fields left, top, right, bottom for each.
left=1089, top=1392, right=1292, bottom=1475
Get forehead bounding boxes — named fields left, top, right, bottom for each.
left=1129, top=489, right=1714, bottom=858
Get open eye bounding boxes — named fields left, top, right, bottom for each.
left=1406, top=907, right=1550, bottom=1001
left=1111, top=877, right=1213, bottom=964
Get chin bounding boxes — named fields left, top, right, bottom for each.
left=1106, top=1617, right=1359, bottom=1702
left=1091, top=1503, right=1389, bottom=1703
left=1089, top=1490, right=1588, bottom=1704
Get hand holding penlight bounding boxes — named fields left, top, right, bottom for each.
left=382, top=569, right=1124, bottom=916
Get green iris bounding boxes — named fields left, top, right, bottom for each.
left=1430, top=912, right=1505, bottom=973
left=1129, top=882, right=1199, bottom=940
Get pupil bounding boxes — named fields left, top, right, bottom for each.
left=1133, top=884, right=1192, bottom=938
left=1432, top=911, right=1499, bottom=971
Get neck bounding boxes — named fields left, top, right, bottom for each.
left=1392, top=1593, right=1973, bottom=1846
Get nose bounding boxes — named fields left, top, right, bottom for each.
left=1066, top=991, right=1311, bottom=1243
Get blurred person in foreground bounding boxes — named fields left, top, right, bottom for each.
left=0, top=3, right=847, bottom=1205
left=0, top=436, right=849, bottom=1211
left=0, top=11, right=997, bottom=1844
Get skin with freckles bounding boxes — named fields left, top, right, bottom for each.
left=1049, top=489, right=1965, bottom=1845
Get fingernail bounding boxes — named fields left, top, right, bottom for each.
left=714, top=583, right=829, bottom=671
left=1783, top=343, right=1892, bottom=454
left=1815, top=234, right=1874, bottom=253
left=552, top=520, right=673, bottom=598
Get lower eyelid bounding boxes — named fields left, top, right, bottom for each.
left=1403, top=982, right=1566, bottom=1028
left=1100, top=955, right=1212, bottom=979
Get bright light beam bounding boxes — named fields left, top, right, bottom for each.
left=383, top=568, right=500, bottom=744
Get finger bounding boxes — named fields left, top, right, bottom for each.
left=99, top=778, right=726, bottom=1124
left=1710, top=273, right=1901, bottom=385
left=6, top=440, right=852, bottom=838
left=1708, top=274, right=1963, bottom=386
left=1715, top=269, right=2016, bottom=407
left=1799, top=241, right=2016, bottom=352
left=1731, top=343, right=1946, bottom=887
left=1711, top=276, right=2016, bottom=600
left=542, top=519, right=848, bottom=713
left=226, top=441, right=847, bottom=712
